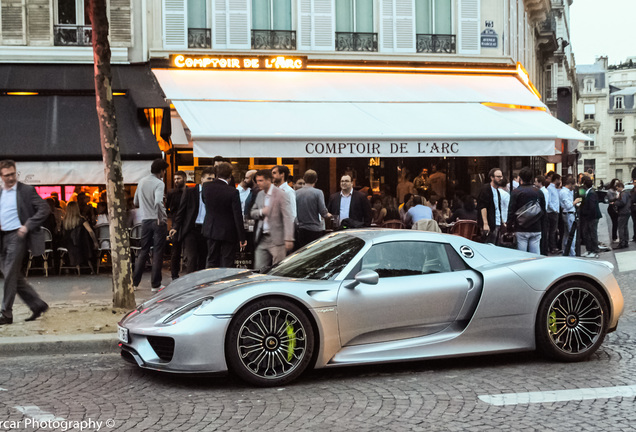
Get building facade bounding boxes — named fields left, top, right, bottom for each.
left=576, top=56, right=636, bottom=184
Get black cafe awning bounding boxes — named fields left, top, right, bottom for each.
left=0, top=95, right=161, bottom=161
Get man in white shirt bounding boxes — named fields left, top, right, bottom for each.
left=559, top=176, right=581, bottom=256
left=535, top=175, right=550, bottom=255
left=272, top=165, right=296, bottom=220
left=547, top=174, right=562, bottom=254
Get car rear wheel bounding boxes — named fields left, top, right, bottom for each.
left=536, top=280, right=608, bottom=362
left=226, top=298, right=314, bottom=386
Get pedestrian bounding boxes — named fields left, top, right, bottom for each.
left=236, top=169, right=257, bottom=214
left=613, top=181, right=632, bottom=249
left=294, top=178, right=306, bottom=190
left=272, top=165, right=297, bottom=220
left=295, top=169, right=330, bottom=248
left=132, top=158, right=169, bottom=292
left=546, top=174, right=561, bottom=254
left=327, top=174, right=372, bottom=228
left=0, top=159, right=50, bottom=325
left=631, top=185, right=636, bottom=243
left=579, top=176, right=602, bottom=258
left=60, top=201, right=99, bottom=270
left=250, top=169, right=295, bottom=271
left=606, top=178, right=620, bottom=244
left=169, top=167, right=216, bottom=274
left=477, top=168, right=505, bottom=244
left=559, top=176, right=580, bottom=256
left=404, top=195, right=433, bottom=227
left=498, top=179, right=510, bottom=225
left=166, top=170, right=187, bottom=280
left=202, top=162, right=246, bottom=268
left=507, top=166, right=545, bottom=254
left=535, top=175, right=550, bottom=255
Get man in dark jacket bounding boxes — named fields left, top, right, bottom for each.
left=202, top=162, right=246, bottom=268
left=579, top=176, right=602, bottom=258
left=0, top=160, right=50, bottom=324
left=327, top=174, right=372, bottom=227
left=508, top=166, right=545, bottom=254
left=477, top=167, right=505, bottom=244
left=166, top=170, right=187, bottom=280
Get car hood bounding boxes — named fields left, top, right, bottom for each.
left=121, top=268, right=283, bottom=326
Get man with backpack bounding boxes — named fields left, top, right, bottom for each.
left=507, top=166, right=546, bottom=254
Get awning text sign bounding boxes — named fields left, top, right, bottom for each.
left=193, top=139, right=556, bottom=158
left=171, top=55, right=306, bottom=70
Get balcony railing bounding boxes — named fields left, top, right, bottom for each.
left=251, top=30, right=296, bottom=50
left=54, top=25, right=92, bottom=46
left=335, top=32, right=378, bottom=52
left=416, top=34, right=456, bottom=53
left=188, top=28, right=211, bottom=48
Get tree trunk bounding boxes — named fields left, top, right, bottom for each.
left=89, top=0, right=136, bottom=309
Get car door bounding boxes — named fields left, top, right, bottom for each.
left=337, top=240, right=477, bottom=346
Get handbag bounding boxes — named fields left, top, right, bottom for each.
left=515, top=200, right=542, bottom=228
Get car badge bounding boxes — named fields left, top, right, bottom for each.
left=460, top=246, right=474, bottom=258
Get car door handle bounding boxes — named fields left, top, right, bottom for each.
left=466, top=278, right=474, bottom=290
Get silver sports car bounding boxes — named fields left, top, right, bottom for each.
left=118, top=230, right=624, bottom=386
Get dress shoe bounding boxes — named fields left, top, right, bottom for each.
left=0, top=316, right=13, bottom=325
left=25, top=304, right=49, bottom=322
left=613, top=244, right=628, bottom=250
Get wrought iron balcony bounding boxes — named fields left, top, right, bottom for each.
left=416, top=34, right=456, bottom=53
left=335, top=32, right=378, bottom=52
left=54, top=25, right=92, bottom=46
left=251, top=30, right=296, bottom=50
left=188, top=28, right=211, bottom=48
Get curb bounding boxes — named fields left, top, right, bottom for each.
left=0, top=333, right=119, bottom=357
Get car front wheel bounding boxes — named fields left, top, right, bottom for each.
left=225, top=298, right=314, bottom=386
left=536, top=280, right=608, bottom=362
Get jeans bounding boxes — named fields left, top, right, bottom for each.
left=132, top=220, right=167, bottom=288
left=618, top=214, right=630, bottom=247
left=547, top=211, right=559, bottom=251
left=516, top=231, right=541, bottom=254
left=561, top=213, right=576, bottom=256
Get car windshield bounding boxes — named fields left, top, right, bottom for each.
left=268, top=234, right=366, bottom=280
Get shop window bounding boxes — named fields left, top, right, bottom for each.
left=335, top=0, right=376, bottom=52
left=415, top=0, right=454, bottom=53
left=176, top=152, right=194, bottom=167
left=615, top=118, right=624, bottom=132
left=54, top=0, right=92, bottom=46
left=252, top=0, right=295, bottom=50
left=188, top=0, right=210, bottom=48
left=614, top=96, right=624, bottom=109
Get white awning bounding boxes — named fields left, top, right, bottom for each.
left=153, top=69, right=588, bottom=158
left=170, top=116, right=190, bottom=146
left=17, top=160, right=152, bottom=185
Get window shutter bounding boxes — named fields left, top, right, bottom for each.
left=298, top=0, right=334, bottom=51
left=26, top=0, right=52, bottom=45
left=1, top=0, right=26, bottom=45
left=163, top=0, right=186, bottom=49
left=214, top=0, right=227, bottom=47
left=380, top=0, right=395, bottom=52
left=509, top=0, right=517, bottom=59
left=227, top=0, right=249, bottom=48
left=109, top=0, right=132, bottom=47
left=394, top=0, right=414, bottom=52
left=458, top=0, right=479, bottom=54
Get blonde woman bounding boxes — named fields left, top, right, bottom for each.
left=61, top=201, right=98, bottom=268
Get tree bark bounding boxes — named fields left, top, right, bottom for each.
left=89, top=0, right=136, bottom=309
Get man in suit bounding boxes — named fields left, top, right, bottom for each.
left=477, top=167, right=505, bottom=244
left=166, top=170, right=187, bottom=280
left=327, top=174, right=372, bottom=227
left=0, top=160, right=50, bottom=325
left=169, top=167, right=215, bottom=274
left=250, top=169, right=295, bottom=270
left=202, top=162, right=246, bottom=268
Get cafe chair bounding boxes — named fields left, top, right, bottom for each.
left=58, top=247, right=94, bottom=275
left=95, top=224, right=112, bottom=274
left=381, top=219, right=405, bottom=229
left=26, top=227, right=54, bottom=277
left=129, top=223, right=143, bottom=265
left=411, top=219, right=442, bottom=233
left=450, top=219, right=478, bottom=240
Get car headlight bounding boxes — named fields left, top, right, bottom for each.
left=162, top=297, right=214, bottom=325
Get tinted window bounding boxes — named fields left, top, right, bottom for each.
left=268, top=234, right=365, bottom=280
left=361, top=241, right=452, bottom=278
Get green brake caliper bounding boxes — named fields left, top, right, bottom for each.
left=286, top=321, right=296, bottom=361
left=549, top=310, right=557, bottom=334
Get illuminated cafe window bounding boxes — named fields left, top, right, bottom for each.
left=584, top=103, right=595, bottom=120
left=188, top=0, right=211, bottom=48
left=54, top=0, right=92, bottom=46
left=415, top=0, right=455, bottom=53
left=252, top=0, right=295, bottom=50
left=336, top=0, right=377, bottom=52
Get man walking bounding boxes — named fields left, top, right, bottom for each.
left=296, top=170, right=330, bottom=248
left=327, top=174, right=372, bottom=227
left=203, top=162, right=246, bottom=268
left=166, top=170, right=187, bottom=280
left=508, top=166, right=545, bottom=254
left=169, top=167, right=215, bottom=274
left=272, top=165, right=297, bottom=220
left=559, top=176, right=580, bottom=256
left=477, top=168, right=505, bottom=244
left=250, top=169, right=295, bottom=270
left=0, top=159, right=50, bottom=324
left=132, top=158, right=169, bottom=292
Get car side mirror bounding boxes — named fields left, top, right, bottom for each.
left=345, top=269, right=379, bottom=289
